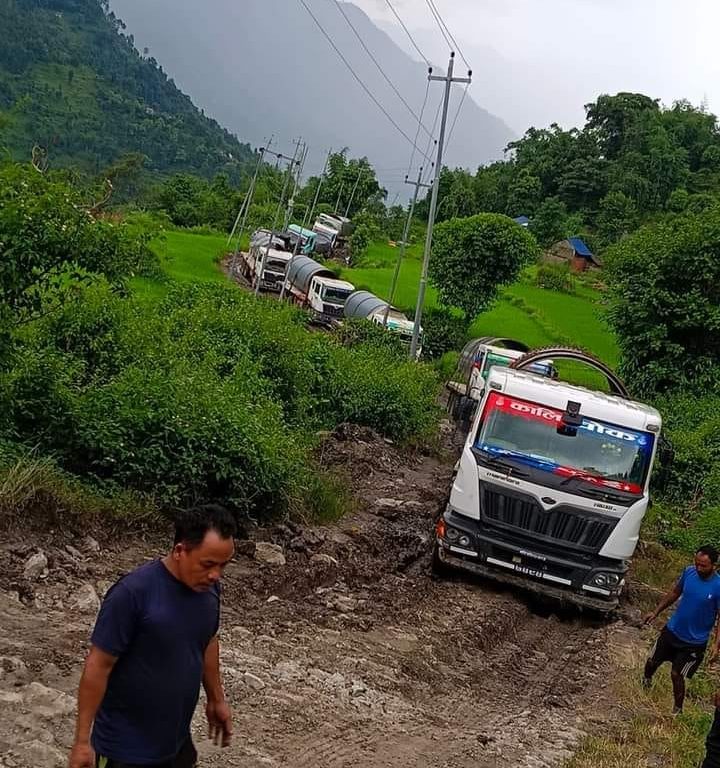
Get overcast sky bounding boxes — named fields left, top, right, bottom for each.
left=353, top=0, right=719, bottom=134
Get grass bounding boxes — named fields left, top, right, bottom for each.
left=131, top=230, right=621, bottom=389
left=132, top=229, right=233, bottom=299
left=566, top=544, right=717, bottom=768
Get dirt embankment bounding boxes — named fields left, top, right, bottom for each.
left=0, top=424, right=645, bottom=768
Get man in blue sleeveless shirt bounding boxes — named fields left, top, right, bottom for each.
left=643, top=545, right=720, bottom=714
left=68, top=505, right=237, bottom=768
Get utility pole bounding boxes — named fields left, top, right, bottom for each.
left=281, top=147, right=332, bottom=301
left=383, top=167, right=432, bottom=328
left=255, top=141, right=302, bottom=295
left=283, top=138, right=306, bottom=231
left=334, top=180, right=345, bottom=214
left=344, top=166, right=364, bottom=218
left=410, top=54, right=472, bottom=360
left=227, top=136, right=272, bottom=248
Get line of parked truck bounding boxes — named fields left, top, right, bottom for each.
left=234, top=212, right=423, bottom=356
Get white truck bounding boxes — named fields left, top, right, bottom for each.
left=343, top=290, right=423, bottom=358
left=435, top=349, right=664, bottom=612
left=283, top=255, right=355, bottom=321
left=447, top=337, right=556, bottom=421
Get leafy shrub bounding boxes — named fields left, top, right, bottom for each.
left=430, top=213, right=540, bottom=318
left=605, top=208, right=720, bottom=396
left=333, top=318, right=405, bottom=359
left=5, top=281, right=440, bottom=517
left=421, top=306, right=469, bottom=360
left=535, top=263, right=576, bottom=293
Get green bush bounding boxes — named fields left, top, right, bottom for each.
left=4, top=281, right=441, bottom=518
left=535, top=263, right=576, bottom=294
left=421, top=306, right=469, bottom=360
left=333, top=318, right=406, bottom=359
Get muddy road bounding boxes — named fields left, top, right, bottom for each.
left=0, top=425, right=643, bottom=768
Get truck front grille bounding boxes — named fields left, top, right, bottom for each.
left=323, top=304, right=344, bottom=317
left=481, top=486, right=617, bottom=553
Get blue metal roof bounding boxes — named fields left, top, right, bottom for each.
left=567, top=237, right=593, bottom=258
left=513, top=215, right=530, bottom=226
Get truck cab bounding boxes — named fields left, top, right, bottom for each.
left=447, top=339, right=555, bottom=421
left=437, top=367, right=662, bottom=611
left=256, top=248, right=291, bottom=292
left=308, top=276, right=355, bottom=318
left=370, top=310, right=423, bottom=359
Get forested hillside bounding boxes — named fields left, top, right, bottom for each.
left=0, top=0, right=254, bottom=179
left=425, top=93, right=720, bottom=250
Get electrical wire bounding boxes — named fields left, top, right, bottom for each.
left=424, top=0, right=471, bottom=70
left=297, top=0, right=433, bottom=164
left=332, top=0, right=435, bottom=142
left=406, top=78, right=430, bottom=177
left=423, top=0, right=452, bottom=51
left=382, top=0, right=429, bottom=66
left=444, top=83, right=469, bottom=154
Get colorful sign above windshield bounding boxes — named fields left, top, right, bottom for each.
left=477, top=393, right=653, bottom=494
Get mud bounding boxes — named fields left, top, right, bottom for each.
left=0, top=425, right=645, bottom=768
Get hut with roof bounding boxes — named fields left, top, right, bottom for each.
left=546, top=237, right=602, bottom=273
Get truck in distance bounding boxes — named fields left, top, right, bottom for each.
left=283, top=255, right=355, bottom=321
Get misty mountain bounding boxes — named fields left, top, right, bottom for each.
left=109, top=0, right=515, bottom=196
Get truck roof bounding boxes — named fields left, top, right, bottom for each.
left=488, top=368, right=662, bottom=431
left=263, top=248, right=292, bottom=260
left=315, top=276, right=354, bottom=290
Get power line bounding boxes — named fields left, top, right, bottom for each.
left=331, top=0, right=435, bottom=142
left=382, top=0, right=429, bottom=66
left=445, top=82, right=469, bottom=153
left=296, top=0, right=432, bottom=163
left=423, top=0, right=452, bottom=51
left=424, top=0, right=471, bottom=70
left=407, top=77, right=430, bottom=177
left=420, top=94, right=443, bottom=184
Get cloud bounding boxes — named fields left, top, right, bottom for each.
left=352, top=0, right=720, bottom=132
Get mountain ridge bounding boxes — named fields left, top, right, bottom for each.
left=109, top=0, right=515, bottom=195
left=0, top=0, right=255, bottom=179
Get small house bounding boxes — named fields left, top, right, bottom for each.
left=546, top=237, right=602, bottom=273
left=513, top=215, right=531, bottom=227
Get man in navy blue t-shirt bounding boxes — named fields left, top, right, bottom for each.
left=643, top=545, right=720, bottom=714
left=69, top=505, right=237, bottom=768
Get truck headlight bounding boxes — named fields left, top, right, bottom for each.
left=458, top=535, right=471, bottom=548
left=446, top=527, right=460, bottom=542
left=591, top=573, right=620, bottom=588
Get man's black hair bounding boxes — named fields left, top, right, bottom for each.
left=697, top=545, right=719, bottom=564
left=173, top=504, right=237, bottom=549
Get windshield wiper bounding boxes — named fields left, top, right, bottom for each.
left=558, top=473, right=636, bottom=502
left=473, top=448, right=530, bottom=477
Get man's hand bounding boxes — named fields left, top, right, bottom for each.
left=643, top=612, right=657, bottom=626
left=69, top=741, right=95, bottom=768
left=206, top=698, right=233, bottom=747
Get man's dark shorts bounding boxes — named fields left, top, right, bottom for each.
left=650, top=626, right=707, bottom=679
left=96, top=739, right=197, bottom=768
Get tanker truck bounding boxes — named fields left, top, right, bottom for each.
left=283, top=255, right=355, bottom=321
left=434, top=348, right=667, bottom=612
left=343, top=290, right=423, bottom=358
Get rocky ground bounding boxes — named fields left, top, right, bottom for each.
left=0, top=424, right=647, bottom=768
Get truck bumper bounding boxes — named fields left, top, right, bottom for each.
left=437, top=507, right=625, bottom=612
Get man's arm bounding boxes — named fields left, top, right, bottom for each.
left=203, top=637, right=232, bottom=747
left=69, top=646, right=118, bottom=768
left=644, top=582, right=683, bottom=624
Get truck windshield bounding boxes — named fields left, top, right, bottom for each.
left=476, top=392, right=654, bottom=494
left=266, top=259, right=288, bottom=272
left=481, top=353, right=552, bottom=378
left=322, top=287, right=352, bottom=303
